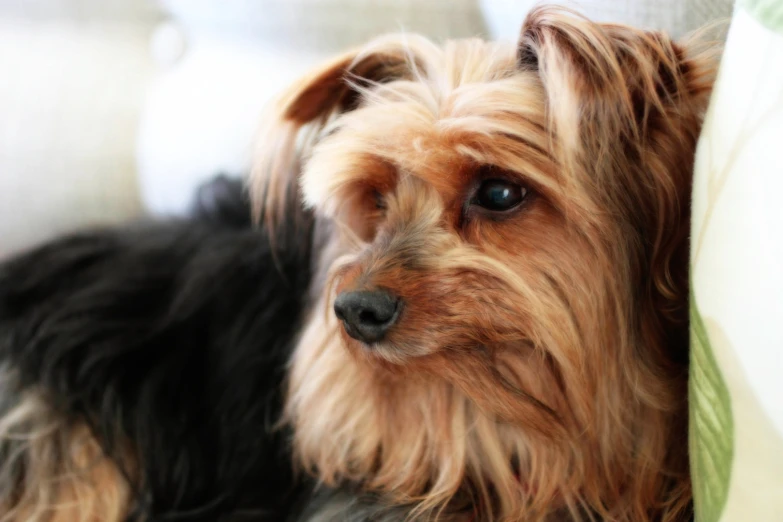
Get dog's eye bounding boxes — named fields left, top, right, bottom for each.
left=474, top=179, right=527, bottom=212
left=373, top=190, right=386, bottom=211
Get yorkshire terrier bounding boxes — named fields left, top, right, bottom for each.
left=0, top=176, right=317, bottom=521
left=253, top=6, right=718, bottom=521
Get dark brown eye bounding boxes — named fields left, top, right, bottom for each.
left=373, top=189, right=386, bottom=210
left=474, top=179, right=527, bottom=212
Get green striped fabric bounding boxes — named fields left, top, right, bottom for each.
left=689, top=0, right=783, bottom=520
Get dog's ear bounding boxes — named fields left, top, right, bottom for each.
left=517, top=6, right=716, bottom=166
left=250, top=38, right=425, bottom=228
left=517, top=7, right=718, bottom=350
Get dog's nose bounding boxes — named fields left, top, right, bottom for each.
left=333, top=290, right=401, bottom=344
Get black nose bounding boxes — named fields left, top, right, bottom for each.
left=333, top=290, right=401, bottom=344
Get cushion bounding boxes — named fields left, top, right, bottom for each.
left=689, top=0, right=783, bottom=520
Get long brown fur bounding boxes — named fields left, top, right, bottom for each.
left=0, top=386, right=131, bottom=522
left=252, top=6, right=719, bottom=521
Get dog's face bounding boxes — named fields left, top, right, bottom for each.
left=254, top=7, right=716, bottom=521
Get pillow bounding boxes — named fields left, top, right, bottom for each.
left=689, top=0, right=783, bottom=520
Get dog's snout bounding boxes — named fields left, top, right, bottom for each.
left=333, top=290, right=401, bottom=344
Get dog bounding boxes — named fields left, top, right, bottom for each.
left=0, top=176, right=319, bottom=521
left=252, top=6, right=719, bottom=521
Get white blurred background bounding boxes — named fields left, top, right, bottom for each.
left=0, top=0, right=732, bottom=258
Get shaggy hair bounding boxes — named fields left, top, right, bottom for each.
left=0, top=177, right=317, bottom=521
left=252, top=7, right=719, bottom=521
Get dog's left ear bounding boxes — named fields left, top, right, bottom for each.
left=251, top=37, right=429, bottom=228
left=518, top=7, right=718, bottom=341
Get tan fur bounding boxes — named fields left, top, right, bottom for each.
left=0, top=392, right=132, bottom=522
left=252, top=6, right=719, bottom=522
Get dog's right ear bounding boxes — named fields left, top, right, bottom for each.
left=250, top=38, right=424, bottom=228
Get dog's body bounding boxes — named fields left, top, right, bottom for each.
left=254, top=7, right=719, bottom=522
left=0, top=7, right=719, bottom=522
left=0, top=177, right=317, bottom=521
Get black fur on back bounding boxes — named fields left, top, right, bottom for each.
left=0, top=175, right=315, bottom=521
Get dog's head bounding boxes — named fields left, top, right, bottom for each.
left=253, top=7, right=716, bottom=521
